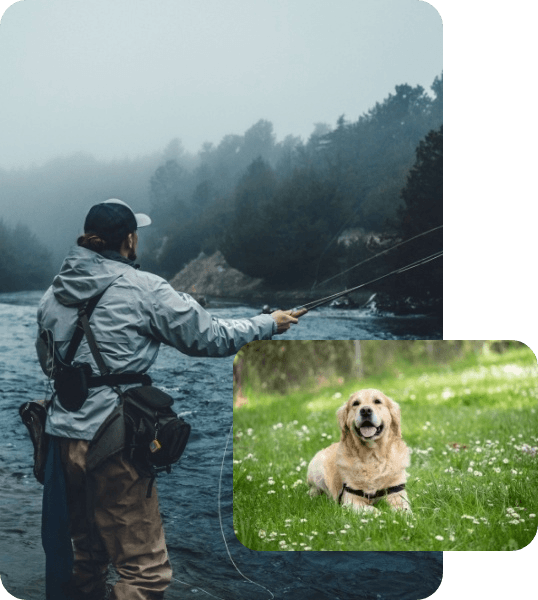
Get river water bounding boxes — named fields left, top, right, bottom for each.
left=0, top=291, right=442, bottom=600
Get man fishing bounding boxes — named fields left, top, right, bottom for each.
left=35, top=198, right=304, bottom=600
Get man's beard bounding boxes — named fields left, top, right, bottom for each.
left=128, top=249, right=137, bottom=261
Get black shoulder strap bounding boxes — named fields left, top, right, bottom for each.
left=78, top=308, right=110, bottom=377
left=62, top=290, right=108, bottom=366
left=59, top=286, right=149, bottom=398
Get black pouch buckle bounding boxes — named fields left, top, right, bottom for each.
left=54, top=362, right=93, bottom=412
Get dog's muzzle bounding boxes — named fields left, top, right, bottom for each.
left=354, top=419, right=384, bottom=439
left=354, top=406, right=383, bottom=439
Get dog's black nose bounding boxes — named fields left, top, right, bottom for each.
left=360, top=406, right=372, bottom=417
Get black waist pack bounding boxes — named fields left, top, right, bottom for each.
left=123, top=386, right=191, bottom=475
left=54, top=362, right=93, bottom=412
left=86, top=385, right=191, bottom=497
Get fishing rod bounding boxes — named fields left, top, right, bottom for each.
left=292, top=249, right=443, bottom=314
left=205, top=250, right=440, bottom=598
left=312, top=225, right=443, bottom=291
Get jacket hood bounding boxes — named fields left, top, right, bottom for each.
left=52, top=245, right=132, bottom=306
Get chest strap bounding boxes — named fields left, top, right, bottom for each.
left=337, top=482, right=406, bottom=504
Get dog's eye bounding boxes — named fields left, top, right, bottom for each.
left=374, top=399, right=382, bottom=404
left=352, top=400, right=360, bottom=406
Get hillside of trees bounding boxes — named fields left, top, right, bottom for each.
left=142, top=75, right=443, bottom=309
left=0, top=220, right=54, bottom=292
left=0, top=75, right=442, bottom=304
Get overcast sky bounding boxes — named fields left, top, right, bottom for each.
left=0, top=0, right=441, bottom=170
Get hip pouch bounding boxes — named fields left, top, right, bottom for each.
left=86, top=385, right=191, bottom=497
left=123, top=386, right=191, bottom=475
left=19, top=399, right=49, bottom=484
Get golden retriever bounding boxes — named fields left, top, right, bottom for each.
left=307, top=388, right=411, bottom=512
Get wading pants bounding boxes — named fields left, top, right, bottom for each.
left=58, top=439, right=172, bottom=600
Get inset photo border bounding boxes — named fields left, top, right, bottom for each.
left=233, top=340, right=537, bottom=551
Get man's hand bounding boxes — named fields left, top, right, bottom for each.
left=271, top=308, right=307, bottom=334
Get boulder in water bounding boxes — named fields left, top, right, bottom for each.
left=168, top=251, right=263, bottom=299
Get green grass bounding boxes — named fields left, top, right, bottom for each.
left=233, top=346, right=538, bottom=551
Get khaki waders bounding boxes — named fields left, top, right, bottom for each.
left=59, top=439, right=172, bottom=600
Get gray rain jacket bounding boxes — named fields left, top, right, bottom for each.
left=36, top=246, right=276, bottom=440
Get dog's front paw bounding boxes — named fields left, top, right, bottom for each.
left=308, top=486, right=324, bottom=498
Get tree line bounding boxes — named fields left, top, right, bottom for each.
left=234, top=340, right=525, bottom=395
left=142, top=75, right=443, bottom=304
left=0, top=220, right=54, bottom=292
left=0, top=74, right=442, bottom=299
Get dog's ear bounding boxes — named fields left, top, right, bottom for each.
left=336, top=401, right=349, bottom=439
left=387, top=397, right=402, bottom=438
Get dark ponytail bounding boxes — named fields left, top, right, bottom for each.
left=77, top=233, right=122, bottom=252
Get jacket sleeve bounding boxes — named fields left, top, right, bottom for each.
left=141, top=275, right=276, bottom=357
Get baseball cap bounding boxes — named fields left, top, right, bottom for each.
left=84, top=198, right=151, bottom=244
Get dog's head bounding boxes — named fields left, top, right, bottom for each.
left=336, top=388, right=402, bottom=443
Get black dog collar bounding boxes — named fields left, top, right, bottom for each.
left=337, top=482, right=406, bottom=504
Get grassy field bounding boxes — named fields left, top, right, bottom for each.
left=233, top=345, right=538, bottom=551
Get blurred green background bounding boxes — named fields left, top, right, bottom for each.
left=234, top=340, right=527, bottom=396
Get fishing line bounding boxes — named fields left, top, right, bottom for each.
left=392, top=250, right=443, bottom=275
left=186, top=264, right=436, bottom=598
left=217, top=423, right=275, bottom=599
left=311, top=225, right=443, bottom=291
left=295, top=249, right=443, bottom=312
left=194, top=246, right=440, bottom=599
left=170, top=423, right=275, bottom=600
left=171, top=575, right=226, bottom=600
left=311, top=213, right=360, bottom=289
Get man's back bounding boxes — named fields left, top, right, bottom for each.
left=37, top=244, right=275, bottom=440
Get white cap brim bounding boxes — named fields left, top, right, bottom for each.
left=134, top=213, right=152, bottom=227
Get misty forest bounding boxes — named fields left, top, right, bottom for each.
left=0, top=75, right=442, bottom=311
